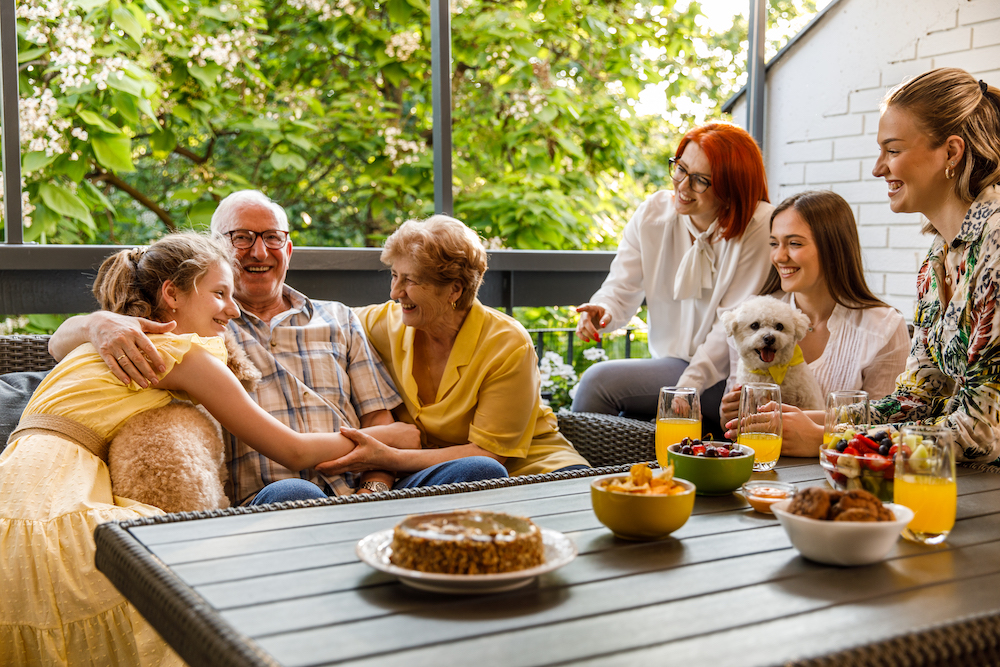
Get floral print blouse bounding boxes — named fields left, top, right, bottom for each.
left=872, top=186, right=1000, bottom=462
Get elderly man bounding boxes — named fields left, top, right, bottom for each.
left=49, top=190, right=506, bottom=504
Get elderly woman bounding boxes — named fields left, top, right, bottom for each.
left=571, top=122, right=773, bottom=437
left=865, top=67, right=1000, bottom=462
left=316, top=215, right=590, bottom=479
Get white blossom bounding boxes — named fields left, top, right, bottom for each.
left=380, top=126, right=423, bottom=168
left=385, top=32, right=420, bottom=61
left=583, top=347, right=609, bottom=362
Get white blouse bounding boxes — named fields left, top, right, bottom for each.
left=588, top=190, right=775, bottom=391
left=726, top=292, right=911, bottom=400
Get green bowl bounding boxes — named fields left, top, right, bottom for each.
left=665, top=442, right=754, bottom=496
left=590, top=476, right=696, bottom=541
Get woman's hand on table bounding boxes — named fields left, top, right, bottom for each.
left=575, top=303, right=610, bottom=343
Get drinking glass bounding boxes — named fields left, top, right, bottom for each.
left=655, top=386, right=701, bottom=468
left=736, top=383, right=782, bottom=471
left=893, top=424, right=957, bottom=545
left=823, top=390, right=870, bottom=447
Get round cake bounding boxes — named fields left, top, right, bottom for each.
left=389, top=509, right=545, bottom=575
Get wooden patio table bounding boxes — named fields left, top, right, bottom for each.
left=95, top=458, right=1000, bottom=667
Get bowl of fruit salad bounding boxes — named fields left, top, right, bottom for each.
left=665, top=439, right=754, bottom=496
left=819, top=427, right=908, bottom=502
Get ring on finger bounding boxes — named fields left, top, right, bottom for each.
left=116, top=354, right=128, bottom=363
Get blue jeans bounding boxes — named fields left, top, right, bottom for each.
left=249, top=456, right=509, bottom=505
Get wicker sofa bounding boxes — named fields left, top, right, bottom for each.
left=0, top=333, right=655, bottom=468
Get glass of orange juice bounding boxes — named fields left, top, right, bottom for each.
left=823, top=390, right=869, bottom=446
left=736, top=383, right=782, bottom=471
left=894, top=424, right=957, bottom=545
left=655, top=386, right=701, bottom=468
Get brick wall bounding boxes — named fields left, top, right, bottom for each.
left=729, top=0, right=1000, bottom=320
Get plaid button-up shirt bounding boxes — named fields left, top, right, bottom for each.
left=224, top=286, right=401, bottom=503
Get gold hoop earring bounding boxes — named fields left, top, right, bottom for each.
left=945, top=162, right=956, bottom=180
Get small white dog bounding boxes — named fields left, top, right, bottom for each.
left=722, top=295, right=823, bottom=410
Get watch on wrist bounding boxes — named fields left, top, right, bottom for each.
left=360, top=480, right=391, bottom=493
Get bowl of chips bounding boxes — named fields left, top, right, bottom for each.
left=590, top=464, right=696, bottom=540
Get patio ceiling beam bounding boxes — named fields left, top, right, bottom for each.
left=0, top=0, right=23, bottom=243
left=746, top=0, right=766, bottom=151
left=430, top=0, right=453, bottom=215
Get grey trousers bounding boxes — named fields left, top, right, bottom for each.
left=571, top=357, right=726, bottom=440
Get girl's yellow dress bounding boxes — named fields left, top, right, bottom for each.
left=0, top=333, right=226, bottom=666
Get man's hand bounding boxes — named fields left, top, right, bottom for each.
left=314, top=427, right=398, bottom=475
left=63, top=312, right=175, bottom=387
left=362, top=421, right=421, bottom=450
left=575, top=303, right=610, bottom=343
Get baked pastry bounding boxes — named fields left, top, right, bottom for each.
left=390, top=510, right=545, bottom=575
left=788, top=487, right=895, bottom=522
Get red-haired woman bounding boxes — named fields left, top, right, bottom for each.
left=573, top=122, right=773, bottom=435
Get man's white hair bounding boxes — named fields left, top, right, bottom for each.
left=210, top=190, right=289, bottom=233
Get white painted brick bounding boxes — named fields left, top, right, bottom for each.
left=778, top=163, right=805, bottom=186
left=776, top=184, right=823, bottom=203
left=889, top=225, right=933, bottom=248
left=866, top=272, right=886, bottom=295
left=858, top=203, right=924, bottom=226
left=918, top=27, right=973, bottom=58
left=884, top=296, right=917, bottom=320
left=823, top=95, right=849, bottom=117
left=886, top=272, right=921, bottom=295
left=805, top=160, right=861, bottom=183
left=890, top=40, right=918, bottom=63
left=862, top=248, right=907, bottom=269
left=851, top=203, right=861, bottom=223
left=850, top=87, right=890, bottom=114
left=882, top=59, right=935, bottom=89
left=859, top=226, right=888, bottom=248
left=936, top=43, right=1000, bottom=73
left=831, top=179, right=893, bottom=203
left=782, top=140, right=833, bottom=163
left=803, top=114, right=865, bottom=140
left=861, top=111, right=881, bottom=134
left=973, top=19, right=1000, bottom=47
left=960, top=0, right=1000, bottom=25
left=928, top=9, right=958, bottom=33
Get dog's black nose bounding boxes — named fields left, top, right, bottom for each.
left=763, top=334, right=776, bottom=346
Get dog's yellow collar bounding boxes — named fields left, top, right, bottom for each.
left=748, top=345, right=806, bottom=385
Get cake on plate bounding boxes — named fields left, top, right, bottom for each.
left=389, top=509, right=545, bottom=575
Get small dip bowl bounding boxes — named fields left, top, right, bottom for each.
left=741, top=480, right=797, bottom=514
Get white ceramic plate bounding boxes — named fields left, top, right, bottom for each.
left=356, top=527, right=577, bottom=594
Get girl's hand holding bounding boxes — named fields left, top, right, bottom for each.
left=575, top=303, right=610, bottom=343
left=724, top=403, right=822, bottom=456
left=720, top=385, right=741, bottom=423
left=314, top=427, right=397, bottom=475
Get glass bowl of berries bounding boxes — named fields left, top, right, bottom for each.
left=819, top=427, right=901, bottom=502
left=665, top=438, right=755, bottom=496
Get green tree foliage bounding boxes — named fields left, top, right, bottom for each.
left=8, top=0, right=815, bottom=249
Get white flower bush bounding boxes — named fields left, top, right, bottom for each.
left=539, top=347, right=608, bottom=411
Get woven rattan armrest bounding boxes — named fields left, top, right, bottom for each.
left=0, top=334, right=56, bottom=374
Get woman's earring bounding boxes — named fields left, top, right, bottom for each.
left=171, top=308, right=176, bottom=314
left=451, top=301, right=457, bottom=310
left=945, top=162, right=956, bottom=179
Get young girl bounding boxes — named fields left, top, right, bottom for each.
left=721, top=191, right=910, bottom=455
left=0, top=233, right=414, bottom=665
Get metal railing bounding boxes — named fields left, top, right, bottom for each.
left=529, top=326, right=647, bottom=364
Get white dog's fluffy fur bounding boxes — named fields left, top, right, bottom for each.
left=722, top=296, right=823, bottom=410
left=107, top=332, right=260, bottom=513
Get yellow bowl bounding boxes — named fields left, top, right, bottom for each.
left=590, top=475, right=696, bottom=541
